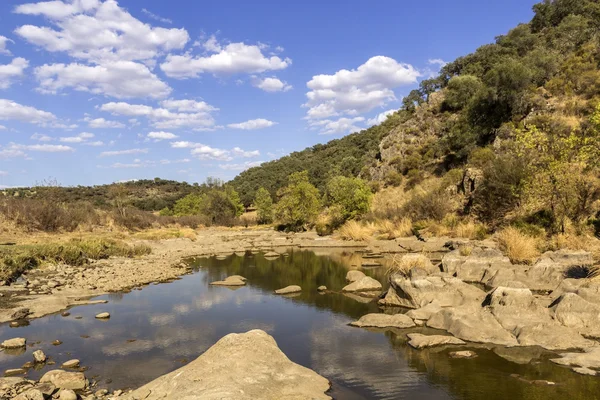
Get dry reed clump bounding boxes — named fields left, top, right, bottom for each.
left=496, top=227, right=541, bottom=265
left=386, top=253, right=431, bottom=276
left=337, top=220, right=374, bottom=241
left=376, top=218, right=413, bottom=240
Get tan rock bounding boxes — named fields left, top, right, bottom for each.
left=1, top=338, right=26, bottom=349
left=350, top=313, right=415, bottom=329
left=40, top=370, right=88, bottom=391
left=274, top=285, right=302, bottom=295
left=407, top=333, right=465, bottom=349
left=342, top=276, right=382, bottom=293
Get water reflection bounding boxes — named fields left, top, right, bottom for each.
left=0, top=250, right=598, bottom=399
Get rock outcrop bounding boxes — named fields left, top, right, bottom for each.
left=123, top=330, right=331, bottom=400
left=406, top=333, right=465, bottom=349
left=341, top=276, right=382, bottom=293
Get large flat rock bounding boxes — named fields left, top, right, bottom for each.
left=123, top=330, right=331, bottom=400
left=342, top=276, right=382, bottom=293
left=407, top=333, right=465, bottom=349
left=349, top=313, right=415, bottom=329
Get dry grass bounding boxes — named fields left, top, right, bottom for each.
left=337, top=220, right=373, bottom=241
left=496, top=227, right=541, bottom=265
left=459, top=245, right=473, bottom=256
left=387, top=253, right=431, bottom=276
left=376, top=218, right=413, bottom=240
left=133, top=228, right=197, bottom=241
left=550, top=233, right=600, bottom=260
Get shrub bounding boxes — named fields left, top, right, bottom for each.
left=387, top=253, right=431, bottom=276
left=385, top=170, right=403, bottom=187
left=254, top=187, right=274, bottom=224
left=274, top=171, right=321, bottom=231
left=497, top=227, right=541, bottom=264
left=337, top=220, right=373, bottom=241
left=402, top=188, right=454, bottom=222
left=324, top=176, right=372, bottom=221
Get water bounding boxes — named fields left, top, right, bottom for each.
left=0, top=249, right=599, bottom=399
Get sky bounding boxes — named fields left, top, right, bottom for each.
left=0, top=0, right=539, bottom=188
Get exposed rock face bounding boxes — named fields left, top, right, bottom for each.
left=274, top=285, right=302, bottom=295
left=427, top=306, right=519, bottom=346
left=1, top=338, right=26, bottom=349
left=378, top=287, right=404, bottom=307
left=462, top=168, right=484, bottom=197
left=442, top=248, right=510, bottom=283
left=406, top=333, right=465, bottom=349
left=345, top=270, right=366, bottom=283
left=406, top=302, right=443, bottom=322
left=349, top=313, right=415, bottom=329
left=342, top=276, right=382, bottom=293
left=40, top=370, right=87, bottom=391
left=122, top=330, right=331, bottom=400
left=551, top=347, right=600, bottom=375
left=551, top=293, right=600, bottom=338
left=389, top=275, right=485, bottom=309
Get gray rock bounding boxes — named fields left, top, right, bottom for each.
left=515, top=323, right=594, bottom=350
left=4, top=369, right=26, bottom=376
left=32, top=350, right=46, bottom=363
left=407, top=333, right=465, bottom=349
left=1, top=338, right=26, bottom=349
left=573, top=367, right=597, bottom=376
left=40, top=370, right=88, bottom=391
left=11, top=308, right=30, bottom=320
left=406, top=301, right=443, bottom=322
left=274, top=285, right=302, bottom=295
left=342, top=276, right=382, bottom=293
left=350, top=313, right=415, bottom=329
left=390, top=275, right=485, bottom=309
left=552, top=293, right=600, bottom=338
left=378, top=287, right=404, bottom=307
left=121, top=330, right=331, bottom=400
left=345, top=270, right=366, bottom=283
left=427, top=306, right=519, bottom=346
left=551, top=347, right=600, bottom=372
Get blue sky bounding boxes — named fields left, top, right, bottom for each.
left=0, top=0, right=538, bottom=187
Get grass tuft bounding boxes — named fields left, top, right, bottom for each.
left=337, top=220, right=373, bottom=241
left=387, top=253, right=431, bottom=276
left=496, top=227, right=541, bottom=265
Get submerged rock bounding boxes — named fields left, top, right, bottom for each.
left=210, top=276, right=247, bottom=286
left=122, top=330, right=331, bottom=400
left=406, top=333, right=465, bottom=349
left=274, top=285, right=302, bottom=295
left=449, top=350, right=477, bottom=359
left=342, top=276, right=382, bottom=293
left=350, top=313, right=415, bottom=329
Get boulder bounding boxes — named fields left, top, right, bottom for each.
left=58, top=389, right=77, bottom=400
left=4, top=369, right=26, bottom=376
left=95, top=312, right=110, bottom=319
left=389, top=275, right=485, bottom=309
left=14, top=389, right=45, bottom=400
left=406, top=302, right=443, bottom=322
left=515, top=323, right=594, bottom=350
left=349, top=313, right=415, bottom=329
left=427, top=306, right=519, bottom=346
left=32, top=350, right=46, bottom=363
left=274, top=285, right=302, bottom=295
left=317, top=286, right=327, bottom=292
left=541, top=250, right=593, bottom=267
left=378, top=287, right=404, bottom=307
left=210, top=276, right=246, bottom=286
left=442, top=248, right=510, bottom=283
left=1, top=338, right=26, bottom=349
left=122, top=330, right=331, bottom=400
left=342, top=276, right=382, bottom=293
left=406, top=333, right=465, bottom=349
left=40, top=370, right=88, bottom=391
left=345, top=270, right=366, bottom=283
left=551, top=293, right=600, bottom=338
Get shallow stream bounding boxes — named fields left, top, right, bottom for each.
left=0, top=250, right=599, bottom=399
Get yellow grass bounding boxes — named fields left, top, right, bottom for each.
left=550, top=233, right=600, bottom=261
left=387, top=253, right=430, bottom=276
left=459, top=245, right=473, bottom=256
left=132, top=228, right=197, bottom=241
left=337, top=220, right=373, bottom=241
left=497, top=227, right=541, bottom=265
left=376, top=218, right=413, bottom=240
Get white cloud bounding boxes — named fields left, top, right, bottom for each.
left=0, top=36, right=13, bottom=55
left=170, top=141, right=259, bottom=161
left=219, top=161, right=263, bottom=171
left=0, top=149, right=27, bottom=159
left=309, top=117, right=365, bottom=135
left=35, top=61, right=171, bottom=98
left=31, top=133, right=52, bottom=141
left=253, top=76, right=292, bottom=92
left=159, top=158, right=189, bottom=165
left=0, top=58, right=29, bottom=89
left=141, top=8, right=172, bottom=24
left=59, top=131, right=95, bottom=143
left=161, top=39, right=291, bottom=78
left=227, top=118, right=276, bottom=130
left=428, top=58, right=447, bottom=68
left=99, top=148, right=148, bottom=157
left=0, top=99, right=56, bottom=125
left=99, top=100, right=217, bottom=130
left=85, top=117, right=125, bottom=128
left=366, top=109, right=396, bottom=126
left=10, top=143, right=74, bottom=152
left=147, top=131, right=177, bottom=141
left=14, top=0, right=188, bottom=64
left=82, top=140, right=104, bottom=146
left=304, top=56, right=420, bottom=131
left=0, top=125, right=6, bottom=130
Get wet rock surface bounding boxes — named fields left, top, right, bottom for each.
left=350, top=313, right=416, bottom=329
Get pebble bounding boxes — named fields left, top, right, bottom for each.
left=52, top=340, right=63, bottom=346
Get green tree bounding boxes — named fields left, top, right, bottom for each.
left=254, top=187, right=274, bottom=224
left=443, top=75, right=483, bottom=111
left=274, top=171, right=321, bottom=231
left=173, top=193, right=203, bottom=216
left=324, top=176, right=372, bottom=220
left=201, top=186, right=244, bottom=226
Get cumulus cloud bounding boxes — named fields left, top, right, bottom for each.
left=304, top=56, right=419, bottom=133
left=366, top=109, right=396, bottom=126
left=253, top=76, right=292, bottom=92
left=170, top=141, right=259, bottom=161
left=160, top=36, right=291, bottom=78
left=14, top=0, right=188, bottom=64
left=59, top=131, right=95, bottom=143
left=35, top=61, right=171, bottom=98
left=0, top=99, right=56, bottom=125
left=219, top=161, right=263, bottom=171
left=0, top=36, right=13, bottom=55
left=99, top=148, right=148, bottom=157
left=147, top=131, right=177, bottom=141
left=227, top=118, right=276, bottom=130
left=81, top=140, right=104, bottom=146
left=309, top=117, right=365, bottom=135
left=0, top=58, right=29, bottom=89
left=31, top=133, right=52, bottom=141
left=85, top=117, right=125, bottom=128
left=99, top=100, right=217, bottom=130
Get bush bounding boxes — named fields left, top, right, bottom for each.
left=274, top=171, right=321, bottom=231
left=254, top=187, right=274, bottom=224
left=402, top=188, right=454, bottom=222
left=324, top=176, right=372, bottom=221
left=497, top=227, right=541, bottom=264
left=377, top=218, right=413, bottom=240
